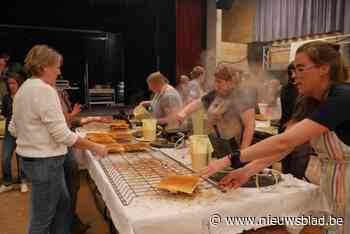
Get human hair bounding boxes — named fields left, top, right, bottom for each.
left=146, top=71, right=169, bottom=85
left=296, top=41, right=349, bottom=84
left=214, top=65, right=241, bottom=87
left=190, top=66, right=204, bottom=79
left=287, top=61, right=295, bottom=78
left=8, top=72, right=25, bottom=87
left=24, top=44, right=62, bottom=77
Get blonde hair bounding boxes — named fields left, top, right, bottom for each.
left=146, top=71, right=169, bottom=85
left=24, top=45, right=61, bottom=76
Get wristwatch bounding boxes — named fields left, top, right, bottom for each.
left=228, top=150, right=241, bottom=168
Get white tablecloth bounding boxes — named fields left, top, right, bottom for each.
left=86, top=148, right=328, bottom=234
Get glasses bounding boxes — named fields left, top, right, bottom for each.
left=295, top=64, right=318, bottom=73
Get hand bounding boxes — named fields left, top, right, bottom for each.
left=71, top=103, right=81, bottom=116
left=92, top=143, right=108, bottom=160
left=175, top=112, right=186, bottom=124
left=199, top=157, right=230, bottom=178
left=97, top=116, right=113, bottom=123
left=140, top=101, right=150, bottom=108
left=218, top=167, right=251, bottom=190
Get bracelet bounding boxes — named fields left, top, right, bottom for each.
left=228, top=150, right=241, bottom=168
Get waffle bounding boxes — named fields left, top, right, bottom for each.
left=86, top=133, right=116, bottom=144
left=110, top=130, right=134, bottom=141
left=106, top=142, right=150, bottom=153
left=158, top=175, right=200, bottom=194
left=110, top=120, right=129, bottom=130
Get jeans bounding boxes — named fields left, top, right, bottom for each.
left=21, top=156, right=71, bottom=234
left=2, top=133, right=24, bottom=185
left=64, top=147, right=83, bottom=229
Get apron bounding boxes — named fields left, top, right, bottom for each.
left=309, top=131, right=350, bottom=234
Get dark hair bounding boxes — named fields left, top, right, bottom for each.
left=296, top=41, right=348, bottom=84
left=8, top=73, right=25, bottom=87
left=287, top=62, right=295, bottom=78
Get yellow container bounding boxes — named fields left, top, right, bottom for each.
left=189, top=135, right=213, bottom=172
left=142, top=118, right=157, bottom=142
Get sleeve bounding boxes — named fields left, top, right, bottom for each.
left=201, top=91, right=216, bottom=110
left=308, top=89, right=350, bottom=130
left=188, top=81, right=201, bottom=99
left=161, top=93, right=182, bottom=115
left=37, top=87, right=78, bottom=146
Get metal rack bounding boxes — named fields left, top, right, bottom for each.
left=98, top=148, right=222, bottom=206
left=88, top=88, right=116, bottom=106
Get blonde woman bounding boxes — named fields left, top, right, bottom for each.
left=140, top=71, right=183, bottom=130
left=9, top=45, right=107, bottom=234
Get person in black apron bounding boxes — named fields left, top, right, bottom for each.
left=177, top=65, right=256, bottom=167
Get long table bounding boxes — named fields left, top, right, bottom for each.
left=85, top=146, right=329, bottom=234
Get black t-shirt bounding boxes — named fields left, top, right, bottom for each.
left=308, top=83, right=350, bottom=145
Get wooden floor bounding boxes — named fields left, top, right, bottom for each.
left=0, top=156, right=323, bottom=234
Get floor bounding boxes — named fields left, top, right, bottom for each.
left=0, top=155, right=323, bottom=234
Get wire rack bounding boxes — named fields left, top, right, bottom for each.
left=98, top=148, right=222, bottom=206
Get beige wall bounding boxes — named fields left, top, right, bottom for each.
left=216, top=0, right=256, bottom=71
left=222, top=0, right=256, bottom=43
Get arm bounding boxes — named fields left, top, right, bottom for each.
left=200, top=119, right=325, bottom=177
left=8, top=117, right=16, bottom=137
left=218, top=152, right=290, bottom=189
left=176, top=99, right=203, bottom=122
left=73, top=136, right=107, bottom=159
left=240, top=108, right=256, bottom=149
left=240, top=119, right=327, bottom=162
left=79, top=116, right=113, bottom=126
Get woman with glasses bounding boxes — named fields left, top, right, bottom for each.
left=201, top=41, right=350, bottom=234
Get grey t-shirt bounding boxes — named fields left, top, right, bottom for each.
left=201, top=87, right=255, bottom=141
left=150, top=85, right=183, bottom=129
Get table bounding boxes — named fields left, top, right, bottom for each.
left=85, top=147, right=329, bottom=234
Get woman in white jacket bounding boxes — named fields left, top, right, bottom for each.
left=9, top=45, right=107, bottom=234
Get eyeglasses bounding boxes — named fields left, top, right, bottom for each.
left=295, top=64, right=318, bottom=73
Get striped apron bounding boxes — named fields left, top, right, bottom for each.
left=311, top=131, right=350, bottom=234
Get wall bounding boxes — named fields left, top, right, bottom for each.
left=216, top=0, right=257, bottom=71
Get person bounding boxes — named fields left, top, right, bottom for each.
left=0, top=73, right=28, bottom=193
left=9, top=44, right=107, bottom=234
left=0, top=54, right=9, bottom=104
left=188, top=66, right=206, bottom=99
left=201, top=41, right=350, bottom=234
left=278, top=62, right=314, bottom=179
left=177, top=75, right=190, bottom=105
left=140, top=71, right=183, bottom=130
left=177, top=65, right=256, bottom=153
left=56, top=63, right=90, bottom=233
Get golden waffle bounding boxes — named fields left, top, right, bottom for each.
left=110, top=130, right=134, bottom=141
left=105, top=143, right=124, bottom=153
left=158, top=175, right=200, bottom=194
left=106, top=142, right=150, bottom=153
left=110, top=120, right=129, bottom=130
left=86, top=133, right=116, bottom=144
left=122, top=142, right=150, bottom=152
